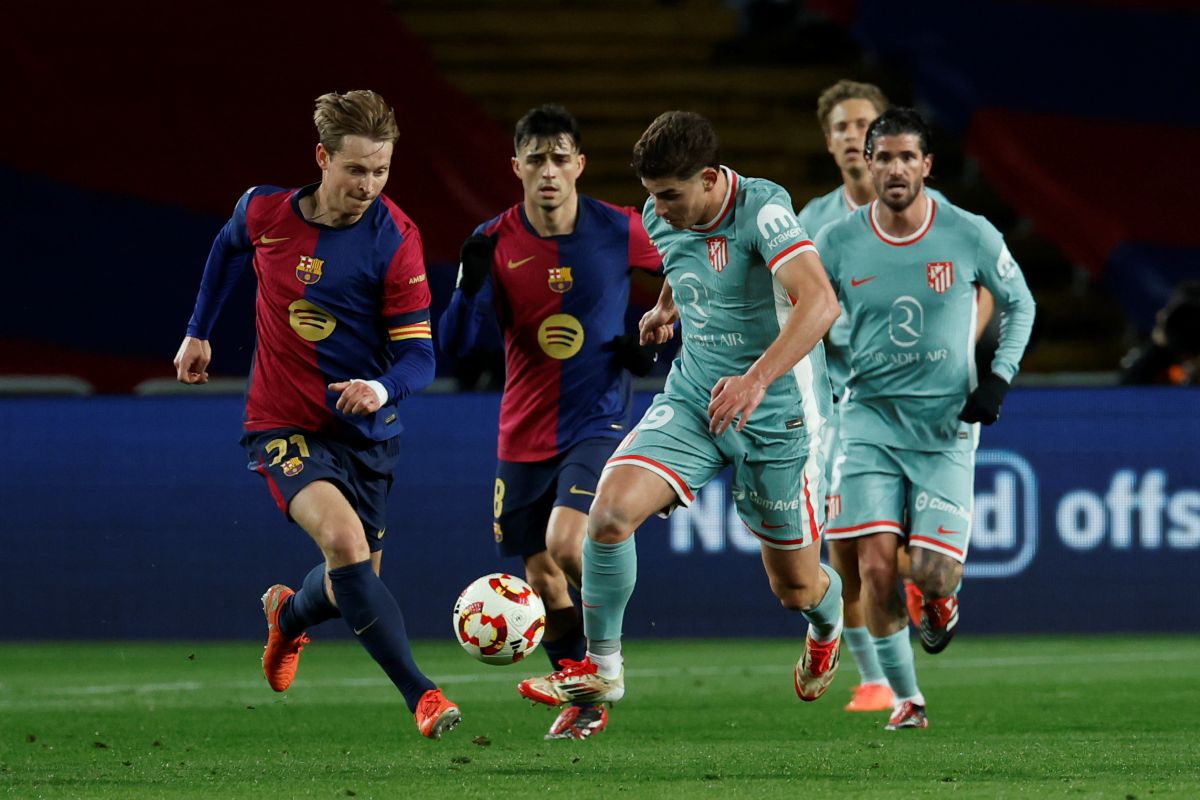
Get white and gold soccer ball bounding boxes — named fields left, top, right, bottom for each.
left=452, top=573, right=546, bottom=665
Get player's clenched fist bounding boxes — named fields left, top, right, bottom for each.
left=638, top=305, right=677, bottom=346
left=174, top=336, right=212, bottom=384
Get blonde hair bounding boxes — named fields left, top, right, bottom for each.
left=816, top=80, right=889, bottom=134
left=313, top=90, right=399, bottom=154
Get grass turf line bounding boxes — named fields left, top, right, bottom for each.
left=1, top=636, right=1197, bottom=799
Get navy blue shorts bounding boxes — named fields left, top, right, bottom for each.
left=242, top=428, right=401, bottom=553
left=492, top=437, right=618, bottom=559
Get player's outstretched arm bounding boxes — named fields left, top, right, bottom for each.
left=174, top=336, right=212, bottom=385
left=708, top=251, right=838, bottom=434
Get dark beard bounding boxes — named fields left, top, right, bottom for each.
left=879, top=185, right=916, bottom=213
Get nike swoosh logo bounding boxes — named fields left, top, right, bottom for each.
left=936, top=526, right=960, bottom=535
left=353, top=618, right=378, bottom=636
left=507, top=256, right=535, bottom=270
left=568, top=485, right=596, bottom=496
left=259, top=235, right=290, bottom=244
left=850, top=276, right=877, bottom=287
left=762, top=522, right=788, bottom=529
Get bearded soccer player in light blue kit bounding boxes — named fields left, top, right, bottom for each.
left=518, top=111, right=845, bottom=715
left=799, top=79, right=982, bottom=714
left=817, top=108, right=1035, bottom=731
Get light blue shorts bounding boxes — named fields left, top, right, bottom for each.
left=825, top=440, right=974, bottom=563
left=608, top=391, right=825, bottom=550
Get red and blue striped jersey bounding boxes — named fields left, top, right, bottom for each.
left=439, top=196, right=662, bottom=461
left=186, top=184, right=434, bottom=441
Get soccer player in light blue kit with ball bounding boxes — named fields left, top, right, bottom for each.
left=518, top=111, right=846, bottom=715
left=817, top=108, right=1035, bottom=730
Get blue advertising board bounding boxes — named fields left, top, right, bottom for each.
left=1, top=388, right=1196, bottom=640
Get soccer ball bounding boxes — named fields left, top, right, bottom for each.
left=452, top=573, right=546, bottom=665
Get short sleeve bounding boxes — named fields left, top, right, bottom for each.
left=747, top=184, right=817, bottom=274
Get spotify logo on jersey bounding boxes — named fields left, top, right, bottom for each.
left=288, top=299, right=337, bottom=342
left=538, top=313, right=584, bottom=359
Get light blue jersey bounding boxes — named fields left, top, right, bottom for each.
left=817, top=194, right=1035, bottom=452
left=643, top=167, right=832, bottom=442
left=799, top=186, right=949, bottom=399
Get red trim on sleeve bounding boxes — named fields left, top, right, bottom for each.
left=767, top=240, right=816, bottom=271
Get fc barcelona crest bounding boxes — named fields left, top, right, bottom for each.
left=706, top=236, right=728, bottom=272
left=281, top=457, right=305, bottom=477
left=296, top=255, right=324, bottom=285
left=927, top=261, right=953, bottom=294
left=547, top=266, right=574, bottom=293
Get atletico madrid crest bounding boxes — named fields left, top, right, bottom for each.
left=707, top=236, right=728, bottom=272
left=295, top=255, right=324, bottom=285
left=826, top=494, right=842, bottom=521
left=927, top=261, right=953, bottom=294
left=547, top=266, right=574, bottom=293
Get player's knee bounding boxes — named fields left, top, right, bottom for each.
left=586, top=500, right=636, bottom=545
left=319, top=526, right=371, bottom=566
left=910, top=554, right=961, bottom=598
left=767, top=571, right=824, bottom=612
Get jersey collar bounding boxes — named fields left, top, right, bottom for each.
left=690, top=166, right=737, bottom=233
left=842, top=185, right=860, bottom=212
left=868, top=195, right=937, bottom=246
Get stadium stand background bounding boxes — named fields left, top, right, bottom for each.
left=4, top=0, right=1196, bottom=390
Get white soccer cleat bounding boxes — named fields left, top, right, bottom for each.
left=518, top=657, right=625, bottom=706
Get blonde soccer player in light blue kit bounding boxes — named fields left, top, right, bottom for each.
left=517, top=111, right=845, bottom=717
left=817, top=108, right=1035, bottom=731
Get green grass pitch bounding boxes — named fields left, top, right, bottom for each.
left=2, top=636, right=1197, bottom=799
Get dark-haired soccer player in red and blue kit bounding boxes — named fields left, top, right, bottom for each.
left=438, top=104, right=662, bottom=741
left=174, top=90, right=461, bottom=740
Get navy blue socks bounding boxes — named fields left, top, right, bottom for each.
left=279, top=562, right=340, bottom=638
left=541, top=605, right=586, bottom=669
left=328, top=559, right=435, bottom=712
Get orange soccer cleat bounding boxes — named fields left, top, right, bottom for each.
left=414, top=688, right=461, bottom=739
left=261, top=584, right=310, bottom=692
left=844, top=682, right=895, bottom=712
